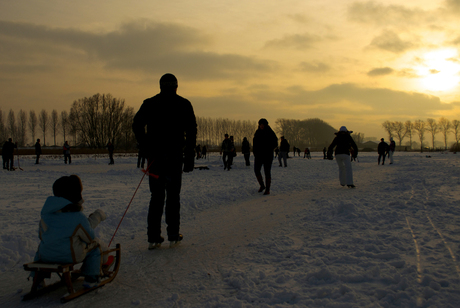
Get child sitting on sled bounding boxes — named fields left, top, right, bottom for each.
left=34, top=174, right=108, bottom=288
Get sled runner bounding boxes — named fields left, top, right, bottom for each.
left=194, top=165, right=209, bottom=170
left=22, top=243, right=121, bottom=303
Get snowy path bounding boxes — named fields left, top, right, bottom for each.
left=1, top=152, right=460, bottom=307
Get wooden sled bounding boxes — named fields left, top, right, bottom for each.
left=194, top=165, right=209, bottom=170
left=22, top=243, right=121, bottom=303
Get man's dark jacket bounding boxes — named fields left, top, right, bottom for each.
left=279, top=139, right=289, bottom=152
left=378, top=141, right=388, bottom=155
left=132, top=92, right=197, bottom=162
left=253, top=126, right=278, bottom=159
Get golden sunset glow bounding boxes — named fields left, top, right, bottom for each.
left=417, top=49, right=460, bottom=92
left=1, top=0, right=460, bottom=138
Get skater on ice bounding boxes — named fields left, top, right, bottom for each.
left=132, top=73, right=197, bottom=250
left=278, top=136, right=289, bottom=167
left=242, top=137, right=251, bottom=167
left=35, top=139, right=42, bottom=164
left=378, top=138, right=388, bottom=165
left=220, top=133, right=235, bottom=170
left=253, top=118, right=278, bottom=195
left=327, top=126, right=358, bottom=188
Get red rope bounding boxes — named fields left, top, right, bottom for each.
left=108, top=160, right=157, bottom=247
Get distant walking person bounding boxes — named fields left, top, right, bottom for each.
left=389, top=137, right=396, bottom=164
left=220, top=134, right=235, bottom=170
left=278, top=136, right=289, bottom=167
left=35, top=139, right=42, bottom=164
left=63, top=141, right=71, bottom=164
left=253, top=118, right=278, bottom=195
left=242, top=137, right=251, bottom=167
left=132, top=73, right=197, bottom=249
left=327, top=126, right=358, bottom=188
left=107, top=141, right=114, bottom=165
left=201, top=145, right=207, bottom=159
left=378, top=138, right=388, bottom=165
left=2, top=138, right=16, bottom=170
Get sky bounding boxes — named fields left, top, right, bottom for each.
left=1, top=0, right=460, bottom=139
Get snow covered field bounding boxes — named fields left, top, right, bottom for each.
left=1, top=151, right=460, bottom=307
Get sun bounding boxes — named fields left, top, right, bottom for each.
left=416, top=48, right=460, bottom=92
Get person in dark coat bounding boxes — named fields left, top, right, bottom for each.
left=63, top=141, right=71, bottom=164
left=378, top=138, right=389, bottom=165
left=35, top=139, right=42, bottom=164
left=201, top=145, right=207, bottom=159
left=220, top=134, right=235, bottom=170
left=132, top=73, right=197, bottom=249
left=278, top=136, right=289, bottom=167
left=195, top=144, right=201, bottom=159
left=253, top=118, right=278, bottom=195
left=242, top=137, right=251, bottom=167
left=107, top=141, right=114, bottom=165
left=2, top=138, right=16, bottom=170
left=327, top=126, right=358, bottom=188
left=389, top=137, right=396, bottom=164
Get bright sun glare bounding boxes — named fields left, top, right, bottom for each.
left=416, top=49, right=460, bottom=92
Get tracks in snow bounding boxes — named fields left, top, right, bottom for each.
left=402, top=182, right=460, bottom=285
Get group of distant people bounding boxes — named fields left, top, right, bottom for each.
left=29, top=74, right=400, bottom=292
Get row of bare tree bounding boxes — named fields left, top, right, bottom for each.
left=382, top=118, right=460, bottom=151
left=0, top=94, right=136, bottom=149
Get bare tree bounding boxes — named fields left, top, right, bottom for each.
left=404, top=120, right=413, bottom=150
left=381, top=121, right=394, bottom=139
left=50, top=109, right=60, bottom=146
left=452, top=120, right=460, bottom=150
left=438, top=117, right=451, bottom=150
left=70, top=93, right=125, bottom=148
left=17, top=110, right=27, bottom=146
left=60, top=111, right=69, bottom=144
left=426, top=118, right=439, bottom=149
left=7, top=109, right=17, bottom=141
left=38, top=109, right=49, bottom=146
left=392, top=121, right=407, bottom=147
left=413, top=119, right=426, bottom=152
left=0, top=108, right=6, bottom=142
left=28, top=110, right=38, bottom=143
left=351, top=132, right=365, bottom=145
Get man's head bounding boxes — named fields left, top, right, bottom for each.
left=37, top=139, right=40, bottom=142
left=225, top=133, right=229, bottom=138
left=160, top=73, right=178, bottom=93
left=381, top=138, right=384, bottom=141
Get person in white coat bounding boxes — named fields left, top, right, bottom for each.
left=327, top=126, right=358, bottom=188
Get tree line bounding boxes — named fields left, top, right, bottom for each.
left=382, top=118, right=460, bottom=151
left=1, top=92, right=374, bottom=152
left=0, top=94, right=136, bottom=150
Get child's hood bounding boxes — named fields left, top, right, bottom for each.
left=41, top=196, right=74, bottom=215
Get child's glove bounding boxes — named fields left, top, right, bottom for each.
left=90, top=209, right=106, bottom=221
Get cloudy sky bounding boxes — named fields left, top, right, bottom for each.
left=2, top=0, right=460, bottom=138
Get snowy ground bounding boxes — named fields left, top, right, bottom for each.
left=1, top=151, right=460, bottom=307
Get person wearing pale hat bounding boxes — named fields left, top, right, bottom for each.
left=388, top=137, right=396, bottom=164
left=327, top=126, right=358, bottom=188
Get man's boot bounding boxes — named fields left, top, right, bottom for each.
left=256, top=175, right=265, bottom=192
left=263, top=177, right=271, bottom=195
